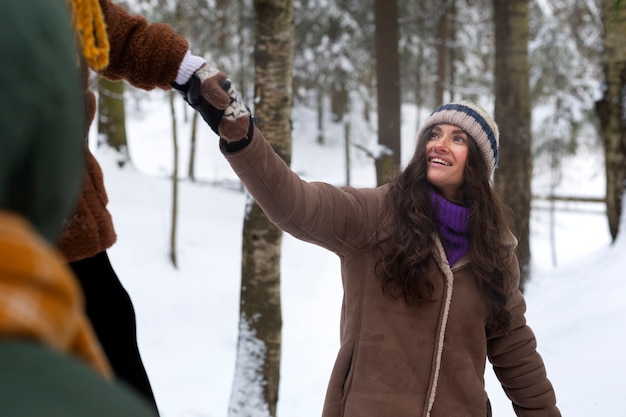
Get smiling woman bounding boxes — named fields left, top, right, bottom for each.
left=425, top=124, right=470, bottom=200
left=179, top=81, right=562, bottom=416
left=417, top=101, right=500, bottom=180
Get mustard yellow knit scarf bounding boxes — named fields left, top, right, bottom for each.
left=66, top=0, right=110, bottom=70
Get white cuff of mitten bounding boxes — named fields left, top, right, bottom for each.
left=175, top=50, right=207, bottom=85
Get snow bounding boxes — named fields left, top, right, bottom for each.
left=95, top=90, right=625, bottom=417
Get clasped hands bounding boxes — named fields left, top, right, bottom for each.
left=172, top=65, right=252, bottom=143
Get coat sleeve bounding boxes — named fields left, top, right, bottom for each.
left=97, top=0, right=189, bottom=90
left=222, top=127, right=381, bottom=254
left=486, top=252, right=561, bottom=417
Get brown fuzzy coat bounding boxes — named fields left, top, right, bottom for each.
left=222, top=127, right=561, bottom=417
left=57, top=0, right=189, bottom=261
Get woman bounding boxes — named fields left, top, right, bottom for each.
left=59, top=0, right=231, bottom=412
left=180, top=75, right=561, bottom=416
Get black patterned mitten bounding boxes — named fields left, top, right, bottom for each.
left=172, top=65, right=229, bottom=135
left=173, top=65, right=251, bottom=142
left=218, top=80, right=252, bottom=142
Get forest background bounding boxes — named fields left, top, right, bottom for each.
left=94, top=0, right=626, bottom=416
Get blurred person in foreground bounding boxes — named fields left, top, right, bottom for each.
left=173, top=72, right=562, bottom=416
left=0, top=0, right=158, bottom=415
left=59, top=0, right=233, bottom=411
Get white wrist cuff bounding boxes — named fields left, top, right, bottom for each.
left=175, top=50, right=207, bottom=85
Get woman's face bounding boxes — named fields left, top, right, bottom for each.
left=425, top=124, right=469, bottom=200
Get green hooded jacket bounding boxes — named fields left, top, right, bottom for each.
left=0, top=0, right=84, bottom=244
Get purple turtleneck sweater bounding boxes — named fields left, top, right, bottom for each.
left=430, top=189, right=470, bottom=266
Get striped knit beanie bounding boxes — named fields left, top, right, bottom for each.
left=417, top=101, right=500, bottom=178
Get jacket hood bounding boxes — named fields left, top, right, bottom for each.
left=0, top=0, right=85, bottom=244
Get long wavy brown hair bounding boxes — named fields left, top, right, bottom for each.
left=375, top=127, right=517, bottom=333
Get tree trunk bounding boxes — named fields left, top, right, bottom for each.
left=188, top=110, right=198, bottom=182
left=448, top=0, right=457, bottom=102
left=228, top=0, right=294, bottom=416
left=493, top=0, right=532, bottom=290
left=169, top=91, right=179, bottom=269
left=329, top=2, right=348, bottom=123
left=415, top=42, right=424, bottom=135
left=595, top=0, right=626, bottom=241
left=216, top=0, right=229, bottom=49
left=317, top=86, right=325, bottom=144
left=374, top=0, right=401, bottom=185
left=435, top=0, right=448, bottom=106
left=344, top=119, right=351, bottom=186
left=97, top=77, right=129, bottom=166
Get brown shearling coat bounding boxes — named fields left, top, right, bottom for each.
left=222, top=127, right=561, bottom=417
left=57, top=0, right=189, bottom=261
